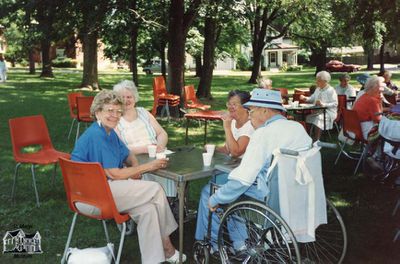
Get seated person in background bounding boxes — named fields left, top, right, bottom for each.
left=195, top=89, right=312, bottom=255
left=381, top=70, right=398, bottom=91
left=352, top=76, right=384, bottom=140
left=217, top=90, right=254, bottom=159
left=300, top=71, right=338, bottom=140
left=113, top=80, right=175, bottom=197
left=71, top=90, right=185, bottom=263
left=335, top=73, right=356, bottom=109
left=257, top=77, right=273, bottom=89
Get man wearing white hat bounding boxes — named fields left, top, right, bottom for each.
left=195, top=88, right=312, bottom=257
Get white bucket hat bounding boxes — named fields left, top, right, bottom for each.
left=243, top=88, right=286, bottom=112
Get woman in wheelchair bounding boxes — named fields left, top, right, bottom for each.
left=195, top=89, right=312, bottom=258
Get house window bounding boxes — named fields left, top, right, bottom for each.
left=283, top=53, right=287, bottom=63
left=270, top=52, right=276, bottom=63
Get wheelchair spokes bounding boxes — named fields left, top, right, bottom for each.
left=218, top=201, right=300, bottom=263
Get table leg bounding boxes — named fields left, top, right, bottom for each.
left=178, top=180, right=186, bottom=264
left=204, top=120, right=208, bottom=145
left=185, top=118, right=189, bottom=145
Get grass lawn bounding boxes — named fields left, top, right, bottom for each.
left=0, top=68, right=399, bottom=263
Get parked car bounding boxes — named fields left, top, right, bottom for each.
left=325, top=60, right=361, bottom=72
left=143, top=59, right=162, bottom=74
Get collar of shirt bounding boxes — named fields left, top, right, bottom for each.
left=262, top=114, right=286, bottom=128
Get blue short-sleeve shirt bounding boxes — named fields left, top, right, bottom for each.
left=71, top=122, right=130, bottom=169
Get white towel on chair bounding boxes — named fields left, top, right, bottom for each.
left=267, top=145, right=327, bottom=243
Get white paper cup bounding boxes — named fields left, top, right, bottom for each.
left=202, top=153, right=213, bottom=167
left=156, top=152, right=166, bottom=160
left=147, top=145, right=157, bottom=158
left=293, top=101, right=299, bottom=107
left=205, top=144, right=216, bottom=156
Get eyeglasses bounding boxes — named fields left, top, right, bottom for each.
left=247, top=108, right=256, bottom=114
left=226, top=102, right=241, bottom=108
left=104, top=108, right=123, bottom=116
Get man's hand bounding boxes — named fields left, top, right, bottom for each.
left=208, top=200, right=219, bottom=212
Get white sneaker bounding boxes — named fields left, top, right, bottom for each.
left=165, top=249, right=187, bottom=263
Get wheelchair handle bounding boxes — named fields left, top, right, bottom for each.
left=316, top=141, right=337, bottom=149
left=280, top=149, right=299, bottom=156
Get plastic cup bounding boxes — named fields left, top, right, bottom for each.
left=156, top=152, right=166, bottom=160
left=293, top=101, right=299, bottom=107
left=147, top=145, right=157, bottom=158
left=205, top=144, right=216, bottom=156
left=202, top=153, right=213, bottom=167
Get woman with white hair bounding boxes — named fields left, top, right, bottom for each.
left=300, top=71, right=338, bottom=140
left=352, top=76, right=384, bottom=139
left=113, top=80, right=175, bottom=197
left=257, top=77, right=273, bottom=89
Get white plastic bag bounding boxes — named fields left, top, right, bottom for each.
left=66, top=243, right=114, bottom=264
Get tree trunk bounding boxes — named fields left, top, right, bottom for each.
left=197, top=16, right=217, bottom=99
left=311, top=47, right=327, bottom=74
left=80, top=31, right=99, bottom=90
left=194, top=55, right=202, bottom=77
left=29, top=48, right=36, bottom=74
left=159, top=40, right=167, bottom=78
left=40, top=39, right=54, bottom=78
left=248, top=8, right=266, bottom=84
left=366, top=48, right=374, bottom=70
left=130, top=24, right=139, bottom=86
left=167, top=0, right=185, bottom=97
left=379, top=41, right=385, bottom=73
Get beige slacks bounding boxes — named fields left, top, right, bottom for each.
left=109, top=179, right=178, bottom=264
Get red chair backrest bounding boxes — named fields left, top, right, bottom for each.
left=76, top=96, right=94, bottom=122
left=9, top=115, right=54, bottom=158
left=153, top=76, right=168, bottom=99
left=184, top=85, right=199, bottom=107
left=293, top=93, right=306, bottom=103
left=294, top=88, right=311, bottom=96
left=342, top=109, right=365, bottom=142
left=67, top=92, right=83, bottom=119
left=274, top=88, right=289, bottom=104
left=335, top=95, right=347, bottom=122
left=58, top=157, right=130, bottom=224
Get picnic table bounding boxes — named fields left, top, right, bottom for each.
left=136, top=146, right=240, bottom=263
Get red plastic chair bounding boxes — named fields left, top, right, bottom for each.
left=151, top=76, right=180, bottom=117
left=274, top=88, right=289, bottom=104
left=75, top=96, right=94, bottom=143
left=59, top=157, right=130, bottom=264
left=334, top=109, right=368, bottom=175
left=334, top=95, right=347, bottom=131
left=67, top=92, right=83, bottom=140
left=184, top=85, right=211, bottom=110
left=9, top=115, right=70, bottom=207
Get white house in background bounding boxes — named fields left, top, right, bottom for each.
left=241, top=36, right=299, bottom=70
left=185, top=52, right=236, bottom=71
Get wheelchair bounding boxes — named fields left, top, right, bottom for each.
left=363, top=115, right=400, bottom=183
left=193, top=142, right=347, bottom=263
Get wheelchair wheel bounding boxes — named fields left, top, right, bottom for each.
left=299, top=199, right=347, bottom=264
left=193, top=240, right=210, bottom=264
left=217, top=201, right=300, bottom=263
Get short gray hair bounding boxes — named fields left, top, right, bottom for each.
left=257, top=77, right=272, bottom=89
left=364, top=76, right=383, bottom=92
left=316, top=71, right=331, bottom=82
left=113, top=80, right=140, bottom=103
left=90, top=90, right=124, bottom=119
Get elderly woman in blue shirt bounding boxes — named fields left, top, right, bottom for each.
left=71, top=90, right=186, bottom=263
